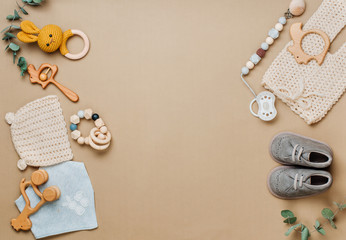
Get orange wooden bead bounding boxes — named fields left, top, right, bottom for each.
left=39, top=73, right=47, bottom=81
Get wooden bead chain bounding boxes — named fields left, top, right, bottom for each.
left=69, top=109, right=112, bottom=151
left=240, top=0, right=306, bottom=121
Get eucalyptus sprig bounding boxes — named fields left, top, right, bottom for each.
left=2, top=0, right=43, bottom=75
left=281, top=200, right=346, bottom=240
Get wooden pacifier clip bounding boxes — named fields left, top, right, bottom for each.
left=11, top=170, right=60, bottom=231
left=70, top=109, right=112, bottom=151
left=288, top=22, right=330, bottom=65
left=28, top=63, right=79, bottom=102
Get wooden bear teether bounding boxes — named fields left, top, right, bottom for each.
left=28, top=63, right=79, bottom=102
left=11, top=170, right=60, bottom=231
left=288, top=22, right=330, bottom=65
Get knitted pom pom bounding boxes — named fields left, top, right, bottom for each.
left=17, top=159, right=27, bottom=170
left=5, top=112, right=15, bottom=125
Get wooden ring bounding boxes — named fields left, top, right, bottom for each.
left=288, top=22, right=330, bottom=65
left=90, top=127, right=112, bottom=145
left=63, top=29, right=90, bottom=60
left=88, top=136, right=111, bottom=150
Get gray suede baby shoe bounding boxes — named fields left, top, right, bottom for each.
left=267, top=166, right=332, bottom=199
left=270, top=132, right=333, bottom=168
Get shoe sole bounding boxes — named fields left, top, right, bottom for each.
left=269, top=131, right=333, bottom=167
left=266, top=165, right=332, bottom=200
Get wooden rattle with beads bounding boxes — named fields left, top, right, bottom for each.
left=28, top=63, right=79, bottom=102
left=11, top=170, right=60, bottom=231
left=70, top=109, right=112, bottom=151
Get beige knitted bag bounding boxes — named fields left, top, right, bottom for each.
left=262, top=0, right=346, bottom=125
left=5, top=95, right=73, bottom=170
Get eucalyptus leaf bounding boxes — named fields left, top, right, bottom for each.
left=33, top=0, right=42, bottom=3
left=322, top=208, right=334, bottom=220
left=283, top=217, right=297, bottom=224
left=314, top=220, right=320, bottom=228
left=5, top=44, right=10, bottom=51
left=12, top=51, right=17, bottom=63
left=317, top=227, right=326, bottom=235
left=9, top=42, right=20, bottom=51
left=23, top=0, right=40, bottom=5
left=2, top=25, right=21, bottom=33
left=301, top=225, right=310, bottom=240
left=333, top=202, right=346, bottom=210
left=20, top=7, right=28, bottom=15
left=1, top=26, right=11, bottom=33
left=6, top=15, right=15, bottom=20
left=281, top=210, right=294, bottom=218
left=11, top=25, right=21, bottom=29
left=285, top=223, right=301, bottom=236
left=16, top=2, right=28, bottom=15
left=2, top=36, right=10, bottom=40
left=329, top=220, right=337, bottom=229
left=17, top=57, right=27, bottom=76
left=14, top=9, right=21, bottom=19
left=5, top=32, right=16, bottom=39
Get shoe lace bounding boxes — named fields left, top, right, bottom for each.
left=292, top=144, right=304, bottom=162
left=293, top=173, right=304, bottom=190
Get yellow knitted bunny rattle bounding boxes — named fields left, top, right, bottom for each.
left=17, top=20, right=89, bottom=60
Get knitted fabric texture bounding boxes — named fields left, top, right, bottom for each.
left=262, top=0, right=346, bottom=125
left=17, top=21, right=63, bottom=53
left=5, top=95, right=73, bottom=170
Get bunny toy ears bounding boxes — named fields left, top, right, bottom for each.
left=17, top=20, right=90, bottom=60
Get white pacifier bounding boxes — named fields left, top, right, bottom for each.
left=249, top=91, right=277, bottom=121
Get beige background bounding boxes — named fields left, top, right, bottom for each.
left=0, top=0, right=345, bottom=239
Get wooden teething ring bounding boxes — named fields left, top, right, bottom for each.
left=70, top=109, right=112, bottom=151
left=11, top=170, right=60, bottom=231
left=90, top=127, right=112, bottom=145
left=288, top=22, right=330, bottom=65
left=88, top=135, right=111, bottom=150
left=61, top=29, right=90, bottom=60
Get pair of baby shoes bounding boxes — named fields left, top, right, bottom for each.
left=267, top=132, right=333, bottom=200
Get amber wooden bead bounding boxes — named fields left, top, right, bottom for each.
left=31, top=169, right=49, bottom=185
left=256, top=48, right=266, bottom=58
left=43, top=186, right=61, bottom=202
left=39, top=73, right=48, bottom=81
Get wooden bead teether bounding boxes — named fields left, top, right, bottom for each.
left=288, top=22, right=330, bottom=65
left=69, top=109, right=112, bottom=151
left=11, top=170, right=60, bottom=231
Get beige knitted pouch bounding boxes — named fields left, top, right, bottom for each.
left=262, top=0, right=346, bottom=125
left=5, top=95, right=73, bottom=170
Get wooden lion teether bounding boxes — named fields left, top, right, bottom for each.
left=17, top=20, right=89, bottom=60
left=11, top=170, right=60, bottom=231
left=288, top=22, right=330, bottom=65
